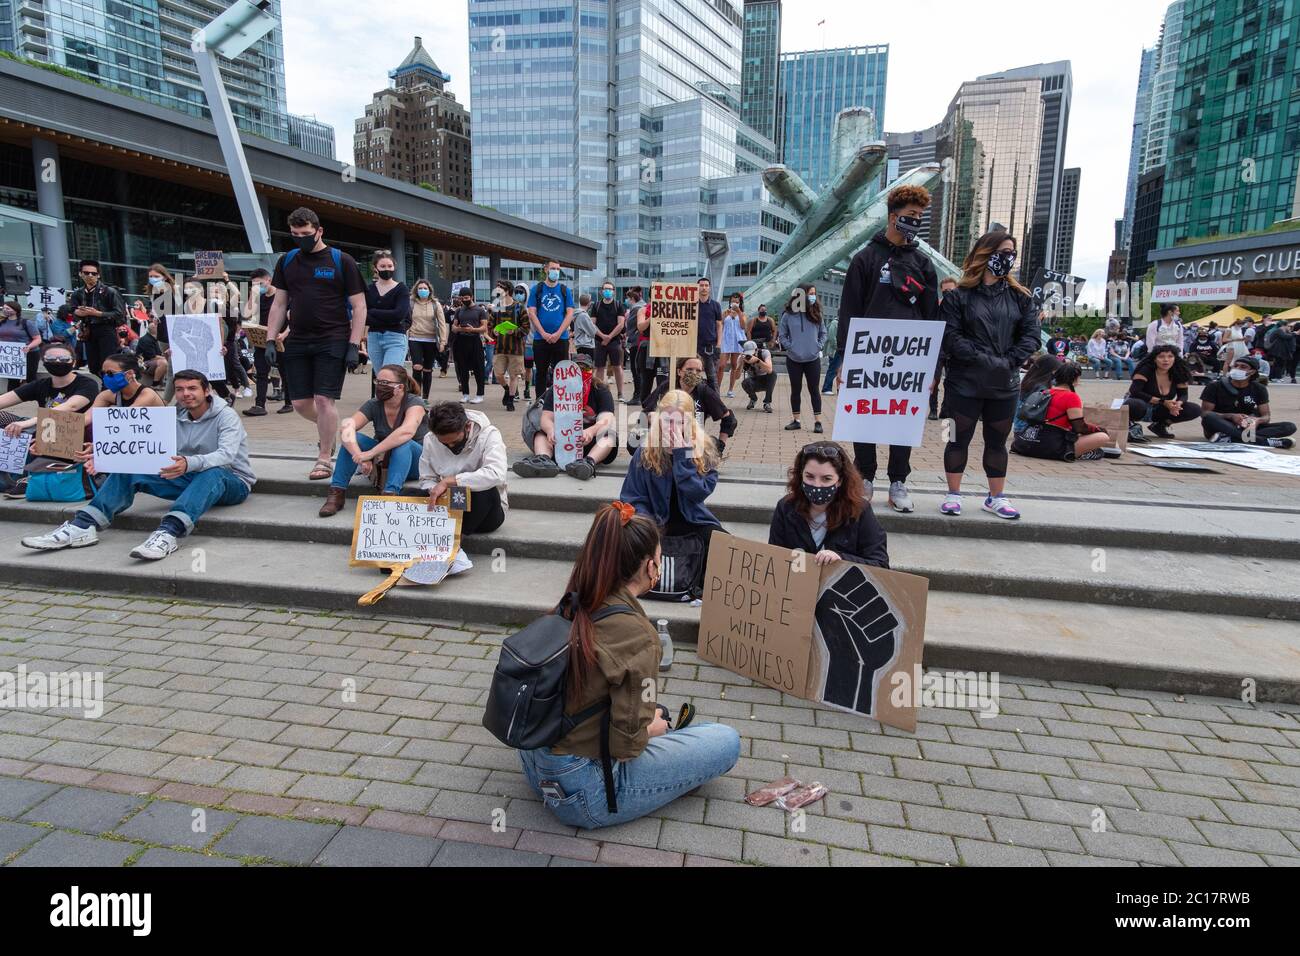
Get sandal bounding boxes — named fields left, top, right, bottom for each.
left=308, top=457, right=333, bottom=481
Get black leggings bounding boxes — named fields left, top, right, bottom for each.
left=408, top=341, right=440, bottom=398
left=461, top=485, right=505, bottom=535
left=452, top=334, right=485, bottom=396
left=1123, top=397, right=1202, bottom=426
left=253, top=345, right=271, bottom=406
left=786, top=357, right=822, bottom=416
left=942, top=393, right=1017, bottom=479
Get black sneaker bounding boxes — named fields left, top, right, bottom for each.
left=564, top=457, right=597, bottom=481
left=243, top=405, right=267, bottom=417
left=277, top=404, right=294, bottom=414
left=746, top=398, right=756, bottom=410
left=1149, top=422, right=1173, bottom=439
left=1267, top=437, right=1295, bottom=449
left=504, top=395, right=516, bottom=412
left=3, top=479, right=28, bottom=500
left=763, top=403, right=773, bottom=414
left=813, top=422, right=824, bottom=434
left=512, top=455, right=561, bottom=478
left=784, top=419, right=801, bottom=431
left=1077, top=448, right=1105, bottom=461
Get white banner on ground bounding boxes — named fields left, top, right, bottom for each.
left=0, top=431, right=32, bottom=473
left=165, top=313, right=225, bottom=381
left=1129, top=442, right=1300, bottom=475
left=91, top=406, right=177, bottom=475
left=0, top=342, right=25, bottom=379
left=552, top=359, right=583, bottom=468
left=832, top=318, right=942, bottom=447
left=351, top=496, right=458, bottom=565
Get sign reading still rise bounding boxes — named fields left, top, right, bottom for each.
left=649, top=282, right=698, bottom=358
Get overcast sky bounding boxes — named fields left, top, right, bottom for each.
left=282, top=0, right=1174, bottom=291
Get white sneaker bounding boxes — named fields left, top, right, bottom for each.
left=726, top=390, right=735, bottom=398
left=461, top=394, right=470, bottom=403
left=21, top=521, right=98, bottom=551
left=240, top=387, right=253, bottom=398
left=888, top=481, right=914, bottom=513
left=129, top=529, right=179, bottom=561
left=469, top=396, right=484, bottom=404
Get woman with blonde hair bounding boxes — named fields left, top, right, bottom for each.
left=620, top=388, right=724, bottom=563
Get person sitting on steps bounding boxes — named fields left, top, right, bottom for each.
left=419, top=401, right=508, bottom=535
left=768, top=441, right=888, bottom=568
left=514, top=352, right=617, bottom=481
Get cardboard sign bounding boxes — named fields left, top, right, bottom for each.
left=649, top=282, right=699, bottom=359
left=32, top=407, right=85, bottom=460
left=832, top=318, right=942, bottom=447
left=193, top=250, right=225, bottom=279
left=350, top=495, right=465, bottom=567
left=243, top=324, right=268, bottom=349
left=552, top=359, right=583, bottom=468
left=1084, top=403, right=1129, bottom=452
left=0, top=431, right=32, bottom=473
left=91, top=406, right=177, bottom=475
left=166, top=313, right=225, bottom=381
left=0, top=343, right=25, bottom=379
left=698, top=533, right=929, bottom=732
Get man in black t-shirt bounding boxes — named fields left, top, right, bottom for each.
left=135, top=320, right=169, bottom=395
left=1200, top=357, right=1296, bottom=448
left=266, top=207, right=367, bottom=478
left=591, top=281, right=626, bottom=399
left=513, top=353, right=617, bottom=480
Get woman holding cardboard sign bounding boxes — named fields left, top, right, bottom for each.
left=768, top=441, right=889, bottom=568
left=937, top=230, right=1041, bottom=520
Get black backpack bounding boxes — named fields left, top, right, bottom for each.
left=482, top=595, right=633, bottom=812
left=1018, top=385, right=1053, bottom=426
left=644, top=532, right=706, bottom=602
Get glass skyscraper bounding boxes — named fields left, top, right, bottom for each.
left=469, top=0, right=793, bottom=297
left=1121, top=45, right=1157, bottom=251
left=778, top=45, right=888, bottom=193
left=740, top=0, right=781, bottom=143
left=1, top=0, right=290, bottom=143
left=1157, top=0, right=1297, bottom=247
left=1143, top=0, right=1186, bottom=174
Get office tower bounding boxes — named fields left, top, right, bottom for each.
left=1053, top=167, right=1080, bottom=274
left=884, top=125, right=940, bottom=243
left=1143, top=1, right=1185, bottom=174
left=741, top=0, right=781, bottom=144
left=1, top=0, right=290, bottom=142
left=288, top=114, right=335, bottom=160
left=778, top=45, right=889, bottom=193
left=1121, top=46, right=1157, bottom=252
left=1127, top=167, right=1165, bottom=283
left=1157, top=0, right=1299, bottom=247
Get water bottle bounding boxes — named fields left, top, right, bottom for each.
left=657, top=619, right=673, bottom=672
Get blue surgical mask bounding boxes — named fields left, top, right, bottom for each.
left=807, top=295, right=817, bottom=305
left=103, top=371, right=129, bottom=393
left=547, top=269, right=560, bottom=282
left=513, top=293, right=525, bottom=303
left=417, top=289, right=430, bottom=299
left=602, top=289, right=614, bottom=300
left=148, top=276, right=164, bottom=288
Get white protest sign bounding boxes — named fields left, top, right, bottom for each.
left=24, top=286, right=66, bottom=315
left=91, top=406, right=177, bottom=475
left=351, top=496, right=459, bottom=565
left=0, top=432, right=32, bottom=473
left=0, top=342, right=25, bottom=379
left=832, top=318, right=942, bottom=447
left=552, top=359, right=583, bottom=468
left=166, top=313, right=225, bottom=381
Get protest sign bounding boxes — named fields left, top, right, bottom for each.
left=243, top=324, right=268, bottom=349
left=698, top=533, right=929, bottom=732
left=24, top=286, right=66, bottom=316
left=832, top=318, right=942, bottom=447
left=1083, top=403, right=1129, bottom=452
left=649, top=282, right=698, bottom=362
left=91, top=406, right=177, bottom=475
left=0, top=343, right=25, bottom=379
left=1031, top=268, right=1086, bottom=313
left=166, top=313, right=225, bottom=380
left=32, top=407, right=85, bottom=460
left=193, top=250, right=225, bottom=279
left=0, top=432, right=32, bottom=474
left=350, top=494, right=466, bottom=568
left=552, top=360, right=583, bottom=468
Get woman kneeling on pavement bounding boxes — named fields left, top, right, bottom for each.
left=419, top=401, right=508, bottom=534
left=1011, top=362, right=1112, bottom=462
left=518, top=503, right=740, bottom=829
left=768, top=441, right=888, bottom=568
left=1123, top=344, right=1201, bottom=443
left=320, top=365, right=427, bottom=516
left=621, top=388, right=724, bottom=553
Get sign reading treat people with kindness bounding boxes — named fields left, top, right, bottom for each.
left=698, top=533, right=929, bottom=732
left=91, top=406, right=177, bottom=475
left=649, top=282, right=699, bottom=358
left=832, top=318, right=943, bottom=447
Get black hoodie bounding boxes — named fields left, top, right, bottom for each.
left=836, top=231, right=940, bottom=355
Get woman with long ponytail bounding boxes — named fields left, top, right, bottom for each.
left=518, top=503, right=740, bottom=829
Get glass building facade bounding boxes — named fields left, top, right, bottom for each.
left=1157, top=0, right=1300, bottom=247
left=1144, top=0, right=1186, bottom=174
left=469, top=0, right=792, bottom=299
left=740, top=0, right=780, bottom=143
left=0, top=0, right=290, bottom=143
left=1121, top=45, right=1157, bottom=251
left=778, top=45, right=888, bottom=194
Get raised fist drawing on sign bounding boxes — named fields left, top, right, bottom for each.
left=813, top=564, right=900, bottom=715
left=172, top=317, right=216, bottom=371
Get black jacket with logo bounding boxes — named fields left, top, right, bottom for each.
left=940, top=281, right=1041, bottom=400
left=836, top=232, right=940, bottom=355
left=58, top=283, right=125, bottom=327
left=767, top=497, right=889, bottom=568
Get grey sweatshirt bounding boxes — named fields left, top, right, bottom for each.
left=178, top=394, right=256, bottom=489
left=778, top=309, right=828, bottom=363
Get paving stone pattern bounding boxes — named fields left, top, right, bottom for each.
left=2, top=588, right=1300, bottom=866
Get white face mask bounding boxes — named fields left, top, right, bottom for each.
left=1229, top=368, right=1250, bottom=382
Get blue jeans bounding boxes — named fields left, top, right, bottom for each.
left=331, top=433, right=421, bottom=494
left=367, top=331, right=409, bottom=372
left=483, top=342, right=496, bottom=384
left=1112, top=357, right=1135, bottom=378
left=1088, top=356, right=1117, bottom=376
left=821, top=351, right=843, bottom=392
left=82, top=468, right=250, bottom=534
left=519, top=722, right=740, bottom=829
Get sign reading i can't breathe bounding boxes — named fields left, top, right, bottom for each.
left=91, top=406, right=177, bottom=475
left=832, top=317, right=942, bottom=447
left=649, top=282, right=699, bottom=358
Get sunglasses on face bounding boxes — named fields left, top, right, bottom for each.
left=81, top=271, right=99, bottom=277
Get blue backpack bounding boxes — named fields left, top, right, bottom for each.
left=284, top=247, right=353, bottom=319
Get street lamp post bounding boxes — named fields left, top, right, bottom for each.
left=190, top=0, right=279, bottom=257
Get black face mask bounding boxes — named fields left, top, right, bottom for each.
left=802, top=481, right=838, bottom=506
left=44, top=360, right=75, bottom=377
left=445, top=436, right=468, bottom=455
left=291, top=233, right=318, bottom=254
left=987, top=251, right=1016, bottom=278
left=894, top=214, right=923, bottom=242
left=377, top=269, right=395, bottom=280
